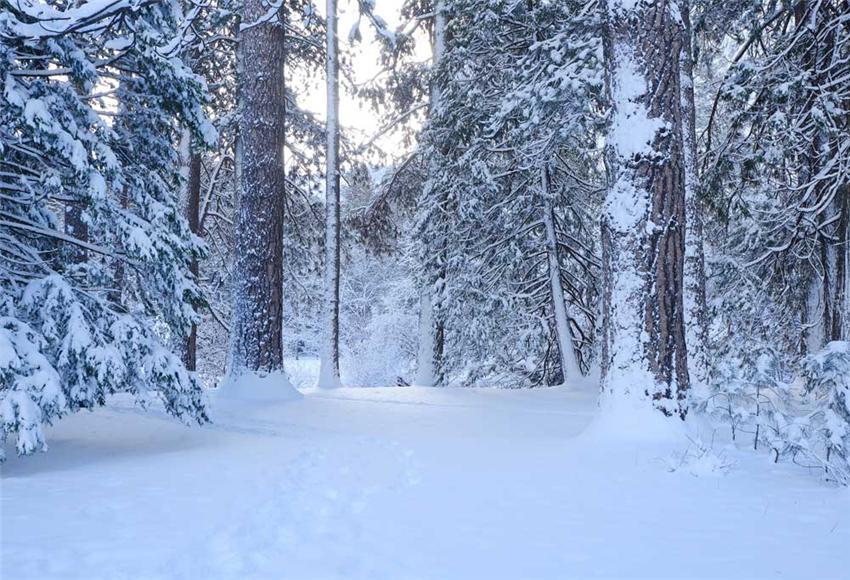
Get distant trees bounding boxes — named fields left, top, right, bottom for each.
left=408, top=0, right=604, bottom=386
left=701, top=0, right=850, bottom=358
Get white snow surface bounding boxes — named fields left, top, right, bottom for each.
left=214, top=371, right=302, bottom=407
left=2, top=382, right=848, bottom=579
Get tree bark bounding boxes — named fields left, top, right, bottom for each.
left=414, top=289, right=437, bottom=386
left=541, top=164, right=581, bottom=384
left=231, top=0, right=286, bottom=375
left=318, top=0, right=342, bottom=388
left=109, top=184, right=129, bottom=306
left=679, top=0, right=709, bottom=389
left=834, top=184, right=850, bottom=340
left=602, top=0, right=690, bottom=417
left=185, top=150, right=202, bottom=372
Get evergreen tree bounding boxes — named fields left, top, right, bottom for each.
left=0, top=0, right=215, bottom=457
left=411, top=0, right=604, bottom=386
left=702, top=0, right=850, bottom=358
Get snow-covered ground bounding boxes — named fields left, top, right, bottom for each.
left=2, top=380, right=848, bottom=580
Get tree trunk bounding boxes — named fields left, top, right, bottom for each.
left=318, top=0, right=342, bottom=388
left=64, top=202, right=88, bottom=264
left=231, top=0, right=286, bottom=375
left=414, top=289, right=437, bottom=386
left=185, top=150, right=202, bottom=372
left=834, top=184, right=850, bottom=340
left=541, top=164, right=581, bottom=385
left=679, top=0, right=709, bottom=389
left=109, top=184, right=129, bottom=306
left=602, top=0, right=690, bottom=418
left=416, top=0, right=448, bottom=386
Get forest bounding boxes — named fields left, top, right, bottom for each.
left=1, top=0, right=850, bottom=578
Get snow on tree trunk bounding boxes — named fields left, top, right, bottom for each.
left=679, top=0, right=708, bottom=391
left=835, top=188, right=850, bottom=340
left=541, top=164, right=581, bottom=385
left=602, top=0, right=690, bottom=418
left=318, top=0, right=342, bottom=388
left=231, top=0, right=286, bottom=376
left=414, top=289, right=437, bottom=386
left=415, top=0, right=447, bottom=387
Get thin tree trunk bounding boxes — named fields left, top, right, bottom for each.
left=803, top=273, right=822, bottom=355
left=231, top=0, right=286, bottom=375
left=414, top=289, right=437, bottom=386
left=822, top=222, right=835, bottom=344
left=416, top=0, right=447, bottom=386
left=541, top=164, right=581, bottom=385
left=109, top=184, right=129, bottom=306
left=602, top=0, right=690, bottom=418
left=680, top=0, right=709, bottom=389
left=318, top=0, right=342, bottom=388
left=185, top=150, right=202, bottom=371
left=835, top=184, right=850, bottom=340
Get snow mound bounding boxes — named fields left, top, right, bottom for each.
left=213, top=371, right=302, bottom=409
left=583, top=392, right=687, bottom=444
left=575, top=393, right=740, bottom=481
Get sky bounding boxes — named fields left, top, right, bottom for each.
left=303, top=0, right=432, bottom=161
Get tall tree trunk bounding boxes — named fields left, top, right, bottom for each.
left=318, top=0, right=342, bottom=388
left=415, top=0, right=447, bottom=386
left=185, top=150, right=202, bottom=372
left=541, top=164, right=581, bottom=384
left=679, top=0, right=709, bottom=389
left=803, top=273, right=822, bottom=355
left=834, top=184, right=850, bottom=340
left=231, top=0, right=286, bottom=375
left=602, top=0, right=690, bottom=417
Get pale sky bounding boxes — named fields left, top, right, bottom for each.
left=304, top=0, right=431, bottom=162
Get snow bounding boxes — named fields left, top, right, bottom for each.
left=214, top=371, right=302, bottom=408
left=3, top=384, right=849, bottom=579
left=608, top=46, right=664, bottom=165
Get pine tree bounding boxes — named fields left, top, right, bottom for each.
left=702, top=0, right=850, bottom=358
left=0, top=0, right=214, bottom=457
left=411, top=0, right=604, bottom=386
left=413, top=0, right=449, bottom=387
left=231, top=0, right=288, bottom=376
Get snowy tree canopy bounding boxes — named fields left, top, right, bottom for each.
left=0, top=0, right=215, bottom=457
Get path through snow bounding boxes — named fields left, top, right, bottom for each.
left=2, top=385, right=848, bottom=579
